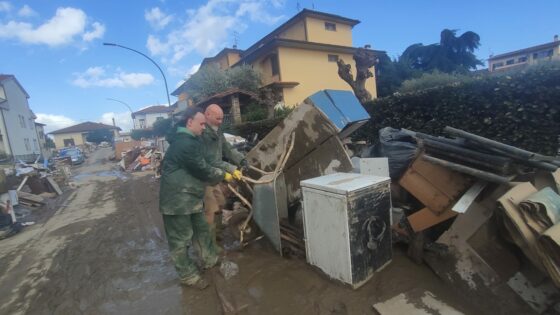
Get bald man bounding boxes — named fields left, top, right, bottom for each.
left=201, top=104, right=246, bottom=240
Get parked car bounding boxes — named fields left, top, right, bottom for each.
left=99, top=141, right=111, bottom=148
left=58, top=148, right=85, bottom=165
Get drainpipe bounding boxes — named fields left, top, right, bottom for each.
left=0, top=108, right=14, bottom=161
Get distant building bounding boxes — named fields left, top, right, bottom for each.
left=0, top=74, right=42, bottom=162
left=50, top=122, right=121, bottom=149
left=172, top=9, right=383, bottom=113
left=488, top=35, right=560, bottom=72
left=131, top=105, right=173, bottom=129
left=34, top=122, right=49, bottom=158
left=116, top=131, right=132, bottom=142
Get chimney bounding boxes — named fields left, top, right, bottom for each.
left=233, top=44, right=237, bottom=49
left=364, top=44, right=371, bottom=49
left=112, top=117, right=116, bottom=126
left=554, top=35, right=559, bottom=42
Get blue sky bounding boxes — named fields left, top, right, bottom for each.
left=1, top=0, right=558, bottom=133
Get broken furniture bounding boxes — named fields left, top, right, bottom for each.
left=248, top=90, right=370, bottom=256
left=301, top=172, right=392, bottom=289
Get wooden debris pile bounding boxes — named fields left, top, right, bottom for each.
left=118, top=146, right=162, bottom=174
left=388, top=126, right=560, bottom=312
left=404, top=126, right=559, bottom=184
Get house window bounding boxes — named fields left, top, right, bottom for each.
left=0, top=85, right=5, bottom=102
left=28, top=118, right=33, bottom=129
left=39, top=132, right=44, bottom=140
left=156, top=117, right=164, bottom=121
left=270, top=54, right=280, bottom=76
left=506, top=59, right=515, bottom=65
left=324, top=22, right=336, bottom=31
left=492, top=62, right=504, bottom=70
left=33, top=139, right=38, bottom=151
left=328, top=54, right=339, bottom=62
left=533, top=49, right=554, bottom=60
left=518, top=56, right=528, bottom=63
left=24, top=138, right=30, bottom=151
left=139, top=119, right=146, bottom=128
left=18, top=115, right=26, bottom=128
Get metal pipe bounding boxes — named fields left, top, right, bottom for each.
left=421, top=138, right=511, bottom=166
left=444, top=126, right=559, bottom=163
left=422, top=154, right=512, bottom=184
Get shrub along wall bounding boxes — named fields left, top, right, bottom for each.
left=354, top=62, right=560, bottom=155
left=225, top=117, right=283, bottom=141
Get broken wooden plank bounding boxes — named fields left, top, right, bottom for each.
left=17, top=176, right=28, bottom=191
left=17, top=191, right=45, bottom=205
left=45, top=176, right=63, bottom=195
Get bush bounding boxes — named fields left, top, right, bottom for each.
left=242, top=103, right=268, bottom=122
left=131, top=129, right=155, bottom=140
left=354, top=61, right=560, bottom=155
left=274, top=104, right=294, bottom=119
left=397, top=71, right=475, bottom=94
left=225, top=117, right=283, bottom=141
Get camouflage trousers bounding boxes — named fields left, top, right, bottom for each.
left=162, top=213, right=218, bottom=281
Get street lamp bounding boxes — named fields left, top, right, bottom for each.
left=103, top=42, right=172, bottom=107
left=106, top=98, right=135, bottom=130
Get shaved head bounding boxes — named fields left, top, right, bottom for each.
left=205, top=104, right=224, bottom=127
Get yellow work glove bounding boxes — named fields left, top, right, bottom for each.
left=224, top=172, right=233, bottom=182
left=232, top=169, right=243, bottom=181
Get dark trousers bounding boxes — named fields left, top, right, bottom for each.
left=162, top=212, right=217, bottom=280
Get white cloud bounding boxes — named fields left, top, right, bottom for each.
left=187, top=63, right=200, bottom=77
left=145, top=7, right=173, bottom=30
left=100, top=112, right=133, bottom=132
left=72, top=66, right=155, bottom=88
left=82, top=22, right=105, bottom=42
left=35, top=113, right=77, bottom=134
left=0, top=1, right=11, bottom=12
left=0, top=7, right=105, bottom=46
left=18, top=4, right=37, bottom=17
left=146, top=0, right=285, bottom=63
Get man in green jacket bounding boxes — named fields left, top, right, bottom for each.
left=201, top=104, right=245, bottom=234
left=159, top=107, right=234, bottom=289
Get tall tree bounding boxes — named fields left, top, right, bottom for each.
left=400, top=29, right=483, bottom=73
left=185, top=64, right=261, bottom=104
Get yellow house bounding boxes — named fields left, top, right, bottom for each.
left=50, top=121, right=121, bottom=149
left=488, top=35, right=560, bottom=72
left=172, top=9, right=383, bottom=109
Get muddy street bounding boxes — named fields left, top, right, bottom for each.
left=0, top=148, right=479, bottom=315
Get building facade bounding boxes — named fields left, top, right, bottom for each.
left=34, top=122, right=50, bottom=158
left=173, top=9, right=382, bottom=109
left=0, top=75, right=42, bottom=162
left=488, top=35, right=560, bottom=72
left=50, top=122, right=121, bottom=149
left=131, top=105, right=173, bottom=129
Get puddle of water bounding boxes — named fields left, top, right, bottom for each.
left=73, top=170, right=129, bottom=181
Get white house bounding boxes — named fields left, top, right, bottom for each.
left=131, top=105, right=173, bottom=129
left=0, top=75, right=42, bottom=162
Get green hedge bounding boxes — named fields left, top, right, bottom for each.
left=225, top=117, right=283, bottom=141
left=354, top=62, right=560, bottom=155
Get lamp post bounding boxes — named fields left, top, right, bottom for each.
left=103, top=42, right=171, bottom=107
left=106, top=98, right=135, bottom=130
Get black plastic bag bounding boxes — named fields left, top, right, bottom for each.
left=369, top=127, right=417, bottom=179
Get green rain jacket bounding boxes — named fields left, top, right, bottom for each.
left=159, top=127, right=225, bottom=215
left=201, top=126, right=245, bottom=173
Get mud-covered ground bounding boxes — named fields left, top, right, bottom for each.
left=0, top=148, right=481, bottom=315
